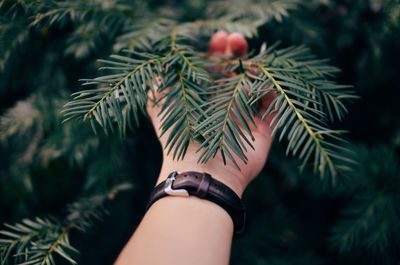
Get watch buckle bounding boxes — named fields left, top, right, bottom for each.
left=164, top=171, right=189, bottom=197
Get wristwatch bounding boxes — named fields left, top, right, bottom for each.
left=146, top=171, right=246, bottom=237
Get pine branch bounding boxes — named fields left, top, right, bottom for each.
left=29, top=1, right=99, bottom=28
left=0, top=218, right=57, bottom=265
left=114, top=18, right=176, bottom=51
left=158, top=44, right=209, bottom=160
left=0, top=183, right=132, bottom=265
left=0, top=97, right=40, bottom=141
left=62, top=51, right=165, bottom=136
left=185, top=19, right=259, bottom=38
left=28, top=1, right=134, bottom=29
left=64, top=42, right=356, bottom=180
left=196, top=69, right=256, bottom=168
left=254, top=63, right=351, bottom=179
left=61, top=3, right=356, bottom=180
left=0, top=218, right=77, bottom=265
left=65, top=16, right=123, bottom=59
left=66, top=183, right=133, bottom=231
left=0, top=12, right=30, bottom=72
left=330, top=193, right=400, bottom=253
left=328, top=145, right=400, bottom=254
left=174, top=0, right=299, bottom=39
left=192, top=44, right=355, bottom=179
left=257, top=44, right=358, bottom=121
left=20, top=229, right=78, bottom=265
left=64, top=31, right=210, bottom=158
left=207, top=0, right=299, bottom=25
left=1, top=1, right=142, bottom=62
left=221, top=44, right=355, bottom=180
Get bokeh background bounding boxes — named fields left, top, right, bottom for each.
left=1, top=0, right=400, bottom=264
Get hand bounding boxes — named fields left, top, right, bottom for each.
left=147, top=31, right=274, bottom=197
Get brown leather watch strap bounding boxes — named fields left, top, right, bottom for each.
left=146, top=171, right=246, bottom=237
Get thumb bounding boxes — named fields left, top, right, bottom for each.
left=259, top=91, right=278, bottom=128
left=146, top=77, right=165, bottom=137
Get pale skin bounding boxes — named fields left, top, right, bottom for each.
left=115, top=31, right=274, bottom=265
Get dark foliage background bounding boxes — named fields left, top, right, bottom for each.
left=1, top=0, right=399, bottom=264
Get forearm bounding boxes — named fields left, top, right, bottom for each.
left=115, top=172, right=235, bottom=265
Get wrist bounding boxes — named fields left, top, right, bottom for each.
left=157, top=160, right=247, bottom=197
left=149, top=170, right=246, bottom=236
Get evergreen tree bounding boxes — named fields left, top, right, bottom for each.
left=1, top=0, right=399, bottom=264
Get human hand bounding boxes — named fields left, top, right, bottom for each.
left=147, top=31, right=274, bottom=197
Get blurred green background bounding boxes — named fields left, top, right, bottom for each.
left=1, top=0, right=400, bottom=264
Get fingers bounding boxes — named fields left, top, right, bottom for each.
left=226, top=33, right=248, bottom=58
left=259, top=91, right=278, bottom=128
left=208, top=31, right=229, bottom=55
left=146, top=90, right=159, bottom=125
left=208, top=31, right=248, bottom=58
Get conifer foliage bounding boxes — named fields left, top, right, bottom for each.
left=61, top=0, right=356, bottom=179
left=1, top=0, right=399, bottom=264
